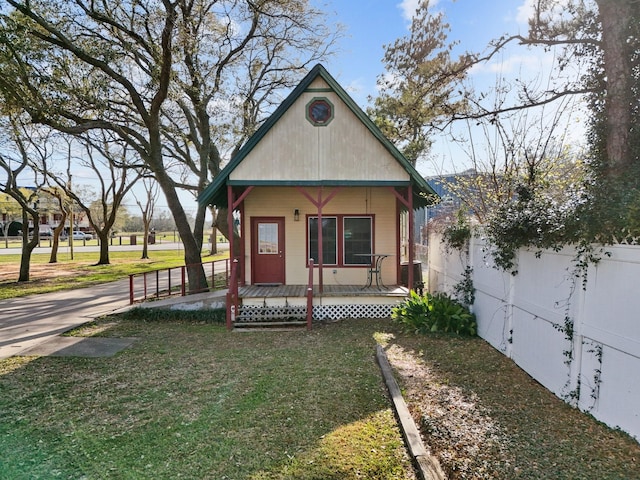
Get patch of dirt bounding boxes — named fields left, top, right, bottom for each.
left=384, top=342, right=514, bottom=479
left=0, top=263, right=83, bottom=283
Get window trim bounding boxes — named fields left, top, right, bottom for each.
left=305, top=97, right=335, bottom=126
left=306, top=214, right=374, bottom=267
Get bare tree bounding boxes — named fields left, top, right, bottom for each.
left=0, top=115, right=48, bottom=281
left=450, top=0, right=638, bottom=178
left=439, top=79, right=584, bottom=223
left=41, top=186, right=68, bottom=263
left=161, top=0, right=341, bottom=249
left=133, top=177, right=158, bottom=260
left=38, top=134, right=142, bottom=265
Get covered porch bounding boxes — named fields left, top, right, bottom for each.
left=234, top=283, right=411, bottom=329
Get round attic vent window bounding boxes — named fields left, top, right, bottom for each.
left=306, top=97, right=334, bottom=126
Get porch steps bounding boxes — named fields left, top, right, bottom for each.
left=234, top=304, right=308, bottom=330
left=233, top=321, right=307, bottom=332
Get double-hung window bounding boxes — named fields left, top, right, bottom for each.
left=308, top=215, right=373, bottom=266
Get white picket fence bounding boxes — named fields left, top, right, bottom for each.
left=428, top=233, right=640, bottom=442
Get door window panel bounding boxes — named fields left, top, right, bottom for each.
left=258, top=222, right=279, bottom=254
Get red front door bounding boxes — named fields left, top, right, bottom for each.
left=251, top=217, right=285, bottom=285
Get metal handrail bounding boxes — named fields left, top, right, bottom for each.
left=128, top=258, right=231, bottom=305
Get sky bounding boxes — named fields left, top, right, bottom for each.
left=321, top=0, right=535, bottom=107
left=3, top=0, right=580, bottom=219
left=316, top=0, right=571, bottom=177
left=170, top=0, right=579, bottom=216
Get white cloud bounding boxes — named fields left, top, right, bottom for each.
left=516, top=0, right=536, bottom=25
left=514, top=0, right=575, bottom=27
left=397, top=0, right=440, bottom=22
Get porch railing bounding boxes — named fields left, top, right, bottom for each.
left=128, top=258, right=231, bottom=305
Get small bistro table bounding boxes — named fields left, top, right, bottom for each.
left=354, top=253, right=393, bottom=289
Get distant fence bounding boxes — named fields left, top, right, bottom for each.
left=429, top=233, right=640, bottom=442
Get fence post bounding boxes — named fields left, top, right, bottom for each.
left=129, top=275, right=134, bottom=304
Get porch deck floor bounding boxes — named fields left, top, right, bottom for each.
left=238, top=284, right=409, bottom=298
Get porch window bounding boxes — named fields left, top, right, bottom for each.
left=308, top=217, right=337, bottom=264
left=308, top=215, right=373, bottom=266
left=343, top=217, right=372, bottom=265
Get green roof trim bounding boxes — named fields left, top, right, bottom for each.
left=197, top=64, right=439, bottom=209
left=227, top=180, right=411, bottom=187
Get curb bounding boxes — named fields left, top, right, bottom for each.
left=376, top=345, right=446, bottom=480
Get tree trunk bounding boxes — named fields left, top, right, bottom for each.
left=209, top=221, right=218, bottom=255
left=155, top=168, right=207, bottom=293
left=215, top=207, right=241, bottom=256
left=193, top=201, right=206, bottom=252
left=596, top=0, right=634, bottom=175
left=141, top=220, right=150, bottom=259
left=49, top=211, right=67, bottom=263
left=18, top=210, right=38, bottom=282
left=97, top=232, right=110, bottom=265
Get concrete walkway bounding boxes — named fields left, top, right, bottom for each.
left=0, top=277, right=228, bottom=359
left=0, top=279, right=133, bottom=359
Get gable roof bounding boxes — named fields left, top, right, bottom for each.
left=197, top=64, right=438, bottom=209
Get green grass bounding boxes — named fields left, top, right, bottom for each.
left=0, top=250, right=227, bottom=300
left=380, top=331, right=640, bottom=479
left=1, top=312, right=638, bottom=479
left=0, top=318, right=415, bottom=480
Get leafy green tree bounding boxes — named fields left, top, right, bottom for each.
left=0, top=0, right=209, bottom=290
left=0, top=0, right=338, bottom=292
left=367, top=0, right=471, bottom=166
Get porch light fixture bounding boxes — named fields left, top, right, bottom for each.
left=294, top=209, right=300, bottom=221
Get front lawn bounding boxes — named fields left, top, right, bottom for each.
left=0, top=315, right=638, bottom=479
left=0, top=316, right=415, bottom=480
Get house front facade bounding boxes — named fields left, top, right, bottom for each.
left=199, top=65, right=438, bottom=327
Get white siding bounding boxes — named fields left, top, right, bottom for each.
left=230, top=78, right=409, bottom=183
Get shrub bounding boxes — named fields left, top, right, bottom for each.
left=392, top=291, right=477, bottom=336
left=442, top=208, right=472, bottom=251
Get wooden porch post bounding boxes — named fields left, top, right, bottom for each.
left=227, top=185, right=234, bottom=263
left=389, top=185, right=415, bottom=291
left=296, top=186, right=342, bottom=295
left=408, top=185, right=414, bottom=291
left=317, top=188, right=324, bottom=293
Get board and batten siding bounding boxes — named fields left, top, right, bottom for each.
left=229, top=78, right=409, bottom=183
left=243, top=186, right=398, bottom=285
